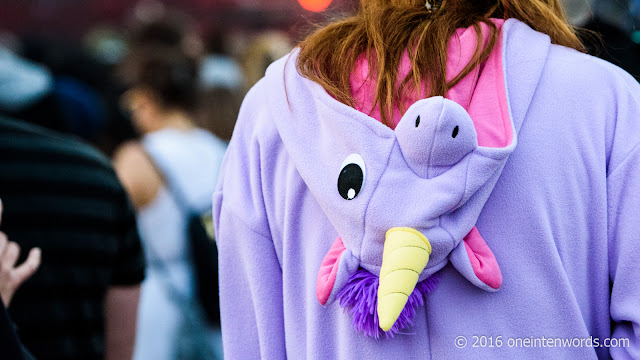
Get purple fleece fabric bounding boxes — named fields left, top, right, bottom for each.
left=213, top=19, right=640, bottom=359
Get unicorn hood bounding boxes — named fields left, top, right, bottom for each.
left=214, top=17, right=640, bottom=358
left=262, top=19, right=526, bottom=335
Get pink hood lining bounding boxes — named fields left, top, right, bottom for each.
left=350, top=19, right=512, bottom=148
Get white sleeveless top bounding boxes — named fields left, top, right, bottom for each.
left=134, top=127, right=227, bottom=360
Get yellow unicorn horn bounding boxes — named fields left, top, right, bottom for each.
left=377, top=227, right=432, bottom=331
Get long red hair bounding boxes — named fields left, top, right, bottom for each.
left=296, top=0, right=584, bottom=126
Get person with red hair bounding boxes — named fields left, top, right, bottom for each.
left=214, top=0, right=640, bottom=358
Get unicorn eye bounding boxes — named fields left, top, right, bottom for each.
left=338, top=154, right=366, bottom=200
left=452, top=126, right=459, bottom=138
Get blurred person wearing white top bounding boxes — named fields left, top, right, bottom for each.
left=114, top=47, right=226, bottom=360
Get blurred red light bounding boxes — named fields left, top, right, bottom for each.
left=297, top=0, right=332, bottom=12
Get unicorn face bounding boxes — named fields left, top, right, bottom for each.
left=317, top=97, right=506, bottom=335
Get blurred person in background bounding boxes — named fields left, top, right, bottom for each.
left=594, top=0, right=636, bottom=32
left=0, top=201, right=42, bottom=310
left=561, top=0, right=640, bottom=80
left=0, top=43, right=63, bottom=132
left=0, top=200, right=41, bottom=360
left=127, top=2, right=204, bottom=60
left=0, top=116, right=145, bottom=360
left=241, top=31, right=293, bottom=91
left=83, top=25, right=140, bottom=156
left=114, top=46, right=226, bottom=360
left=0, top=38, right=110, bottom=146
left=197, top=29, right=244, bottom=142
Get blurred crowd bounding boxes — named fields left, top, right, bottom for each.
left=0, top=1, right=296, bottom=155
left=0, top=2, right=294, bottom=360
left=0, top=0, right=639, bottom=359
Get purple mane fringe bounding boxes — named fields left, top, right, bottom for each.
left=336, top=269, right=439, bottom=338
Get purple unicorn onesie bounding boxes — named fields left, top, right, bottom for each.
left=213, top=19, right=640, bottom=359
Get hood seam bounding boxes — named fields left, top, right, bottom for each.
left=453, top=154, right=473, bottom=211
left=427, top=98, right=446, bottom=179
left=359, top=138, right=397, bottom=262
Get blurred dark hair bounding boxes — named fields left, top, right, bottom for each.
left=127, top=10, right=203, bottom=58
left=129, top=11, right=189, bottom=49
left=120, top=46, right=198, bottom=112
left=196, top=88, right=242, bottom=141
left=133, top=20, right=184, bottom=48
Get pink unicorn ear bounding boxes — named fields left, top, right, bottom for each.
left=316, top=237, right=359, bottom=306
left=449, top=226, right=502, bottom=291
left=316, top=237, right=345, bottom=305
